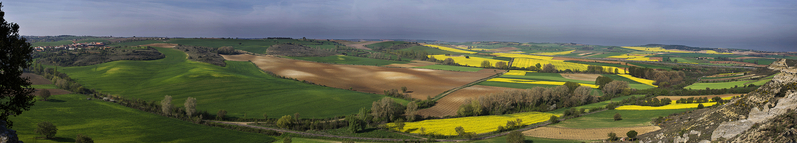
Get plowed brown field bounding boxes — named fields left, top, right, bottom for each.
left=22, top=73, right=51, bottom=85
left=560, top=73, right=601, bottom=81
left=416, top=85, right=513, bottom=117
left=523, top=126, right=660, bottom=140
left=223, top=54, right=495, bottom=99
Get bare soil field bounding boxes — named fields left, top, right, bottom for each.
left=22, top=73, right=51, bottom=85
left=223, top=54, right=495, bottom=99
left=560, top=73, right=601, bottom=81
left=34, top=89, right=72, bottom=96
left=656, top=94, right=740, bottom=100
left=648, top=57, right=663, bottom=61
left=416, top=85, right=514, bottom=117
left=523, top=126, right=660, bottom=140
left=141, top=43, right=178, bottom=48
left=385, top=60, right=437, bottom=68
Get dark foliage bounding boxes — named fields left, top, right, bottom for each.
left=35, top=46, right=165, bottom=67
left=174, top=45, right=227, bottom=67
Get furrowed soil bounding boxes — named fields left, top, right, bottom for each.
left=22, top=73, right=51, bottom=85
left=523, top=126, right=660, bottom=140
left=223, top=54, right=496, bottom=99
left=417, top=85, right=513, bottom=117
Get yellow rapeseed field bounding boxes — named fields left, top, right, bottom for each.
left=533, top=50, right=575, bottom=56
left=607, top=54, right=659, bottom=61
left=703, top=50, right=733, bottom=54
left=493, top=53, right=554, bottom=60
left=618, top=74, right=658, bottom=87
left=387, top=112, right=558, bottom=135
left=428, top=55, right=507, bottom=67
left=422, top=44, right=478, bottom=54
left=505, top=70, right=534, bottom=75
left=620, top=46, right=691, bottom=53
left=616, top=97, right=734, bottom=110
left=486, top=78, right=599, bottom=88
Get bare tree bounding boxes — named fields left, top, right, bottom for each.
left=161, top=95, right=172, bottom=115
left=405, top=101, right=418, bottom=121
left=184, top=97, right=197, bottom=117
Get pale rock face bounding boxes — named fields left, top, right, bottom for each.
left=0, top=121, right=21, bottom=143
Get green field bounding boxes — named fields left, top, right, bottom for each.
left=56, top=47, right=396, bottom=118
left=670, top=57, right=698, bottom=63
left=741, top=58, right=777, bottom=65
left=468, top=136, right=585, bottom=143
left=399, top=45, right=463, bottom=55
left=552, top=109, right=689, bottom=128
left=685, top=80, right=752, bottom=89
left=477, top=81, right=560, bottom=89
left=415, top=65, right=484, bottom=72
left=10, top=94, right=275, bottom=143
left=31, top=84, right=58, bottom=89
left=288, top=55, right=409, bottom=66
left=626, top=62, right=672, bottom=70
left=701, top=74, right=744, bottom=80
left=31, top=38, right=111, bottom=47
left=364, top=41, right=407, bottom=49
left=547, top=95, right=646, bottom=115
left=166, top=39, right=341, bottom=54
left=105, top=40, right=165, bottom=47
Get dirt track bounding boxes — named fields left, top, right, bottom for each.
left=523, top=126, right=660, bottom=140
left=222, top=54, right=496, bottom=99
left=417, top=85, right=513, bottom=117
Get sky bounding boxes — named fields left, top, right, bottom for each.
left=4, top=0, right=796, bottom=52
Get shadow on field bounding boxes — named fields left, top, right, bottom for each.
left=44, top=99, right=66, bottom=102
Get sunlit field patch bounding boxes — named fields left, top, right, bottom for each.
left=615, top=97, right=733, bottom=110
left=504, top=70, right=534, bottom=75
left=607, top=54, right=659, bottom=61
left=618, top=74, right=657, bottom=87
left=388, top=112, right=558, bottom=135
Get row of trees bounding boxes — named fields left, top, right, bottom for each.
left=456, top=83, right=603, bottom=117
left=628, top=66, right=686, bottom=87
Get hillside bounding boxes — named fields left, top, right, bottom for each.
left=638, top=59, right=797, bottom=142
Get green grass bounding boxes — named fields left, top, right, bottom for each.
left=599, top=74, right=656, bottom=89
left=547, top=95, right=646, bottom=115
left=415, top=65, right=483, bottom=72
left=31, top=84, right=58, bottom=89
left=399, top=46, right=462, bottom=55
left=741, top=58, right=777, bottom=65
left=685, top=80, right=752, bottom=89
left=364, top=41, right=407, bottom=49
left=468, top=136, right=586, bottom=143
left=654, top=53, right=744, bottom=58
left=56, top=47, right=398, bottom=118
left=105, top=40, right=165, bottom=47
left=670, top=57, right=697, bottom=63
left=701, top=75, right=744, bottom=79
left=627, top=62, right=672, bottom=70
left=288, top=55, right=409, bottom=66
left=308, top=128, right=418, bottom=139
left=552, top=109, right=689, bottom=128
left=10, top=94, right=276, bottom=143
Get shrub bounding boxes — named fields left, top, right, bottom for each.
left=283, top=136, right=292, bottom=143
left=216, top=110, right=227, bottom=120
left=277, top=115, right=294, bottom=129
left=75, top=134, right=94, bottom=143
left=607, top=132, right=618, bottom=141
left=38, top=89, right=51, bottom=101
left=161, top=95, right=172, bottom=115
left=184, top=97, right=197, bottom=117
left=35, top=122, right=58, bottom=139
left=627, top=130, right=638, bottom=140
left=614, top=113, right=622, bottom=121
left=507, top=131, right=524, bottom=143
left=549, top=115, right=559, bottom=123
left=697, top=103, right=705, bottom=109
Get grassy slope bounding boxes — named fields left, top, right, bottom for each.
left=552, top=109, right=688, bottom=128
left=547, top=95, right=646, bottom=115
left=364, top=41, right=407, bottom=49
left=288, top=55, right=409, bottom=66
left=415, top=65, right=484, bottom=72
left=57, top=47, right=394, bottom=118
left=587, top=52, right=626, bottom=58
left=477, top=81, right=560, bottom=89
left=399, top=46, right=462, bottom=55
left=599, top=74, right=656, bottom=89
left=11, top=94, right=275, bottom=143
left=685, top=80, right=751, bottom=89
left=566, top=61, right=631, bottom=68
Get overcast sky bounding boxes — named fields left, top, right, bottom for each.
left=4, top=0, right=796, bottom=51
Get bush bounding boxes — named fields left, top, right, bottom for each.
left=614, top=113, right=622, bottom=121
left=627, top=130, right=638, bottom=140
left=38, top=89, right=51, bottom=101
left=607, top=132, right=618, bottom=141
left=507, top=131, right=524, bottom=143
left=549, top=115, right=559, bottom=124
left=75, top=134, right=94, bottom=143
left=35, top=122, right=58, bottom=139
left=277, top=115, right=294, bottom=129
left=283, top=136, right=292, bottom=143
left=697, top=103, right=705, bottom=109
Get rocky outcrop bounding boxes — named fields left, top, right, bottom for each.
left=0, top=121, right=21, bottom=143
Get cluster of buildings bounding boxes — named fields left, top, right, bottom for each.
left=33, top=41, right=106, bottom=51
